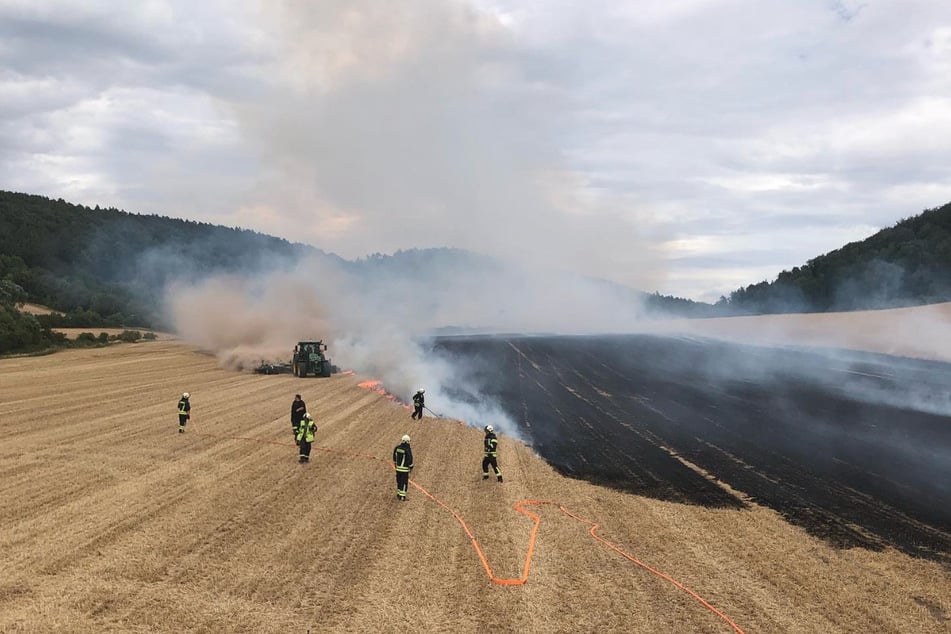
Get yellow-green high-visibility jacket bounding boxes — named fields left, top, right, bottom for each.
left=296, top=419, right=316, bottom=443
left=393, top=442, right=414, bottom=472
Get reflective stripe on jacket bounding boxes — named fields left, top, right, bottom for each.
left=178, top=398, right=190, bottom=415
left=393, top=443, right=414, bottom=472
left=484, top=433, right=498, bottom=457
left=296, top=419, right=316, bottom=443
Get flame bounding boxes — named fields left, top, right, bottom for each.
left=357, top=379, right=412, bottom=409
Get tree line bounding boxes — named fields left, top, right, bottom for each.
left=2, top=189, right=951, bottom=353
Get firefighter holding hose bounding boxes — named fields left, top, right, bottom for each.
left=411, top=389, right=425, bottom=420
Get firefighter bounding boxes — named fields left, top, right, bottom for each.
left=393, top=434, right=414, bottom=501
left=411, top=388, right=425, bottom=420
left=296, top=412, right=317, bottom=463
left=482, top=425, right=502, bottom=482
left=177, top=392, right=191, bottom=433
left=290, top=394, right=307, bottom=442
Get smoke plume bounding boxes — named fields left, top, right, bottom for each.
left=165, top=246, right=659, bottom=438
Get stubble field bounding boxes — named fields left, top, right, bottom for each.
left=1, top=339, right=949, bottom=633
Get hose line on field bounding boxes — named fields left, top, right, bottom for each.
left=188, top=427, right=746, bottom=633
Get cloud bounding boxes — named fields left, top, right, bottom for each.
left=2, top=0, right=951, bottom=299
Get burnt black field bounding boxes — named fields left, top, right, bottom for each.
left=432, top=334, right=951, bottom=565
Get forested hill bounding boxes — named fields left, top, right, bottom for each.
left=3, top=190, right=951, bottom=353
left=0, top=190, right=711, bottom=343
left=717, top=200, right=951, bottom=314
left=0, top=190, right=340, bottom=332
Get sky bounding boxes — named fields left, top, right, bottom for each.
left=2, top=0, right=951, bottom=302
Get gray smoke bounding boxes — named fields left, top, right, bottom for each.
left=160, top=0, right=669, bottom=439
left=226, top=0, right=666, bottom=291
left=164, top=248, right=657, bottom=440
left=159, top=0, right=951, bottom=442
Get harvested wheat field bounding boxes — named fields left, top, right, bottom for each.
left=15, top=304, right=59, bottom=316
left=1, top=340, right=949, bottom=633
left=52, top=328, right=161, bottom=340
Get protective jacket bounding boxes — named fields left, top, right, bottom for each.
left=484, top=432, right=498, bottom=456
left=296, top=418, right=317, bottom=443
left=178, top=398, right=190, bottom=417
left=393, top=442, right=414, bottom=472
left=413, top=392, right=424, bottom=408
left=291, top=399, right=306, bottom=424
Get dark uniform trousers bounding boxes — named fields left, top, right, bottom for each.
left=483, top=433, right=502, bottom=482
left=483, top=455, right=502, bottom=480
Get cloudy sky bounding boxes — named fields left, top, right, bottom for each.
left=2, top=0, right=950, bottom=301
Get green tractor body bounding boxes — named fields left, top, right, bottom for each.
left=293, top=341, right=334, bottom=378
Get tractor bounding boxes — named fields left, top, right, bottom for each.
left=292, top=340, right=334, bottom=377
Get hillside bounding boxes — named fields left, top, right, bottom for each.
left=0, top=190, right=685, bottom=354
left=720, top=201, right=951, bottom=314
left=0, top=190, right=343, bottom=329
left=1, top=340, right=948, bottom=633
left=4, top=190, right=951, bottom=356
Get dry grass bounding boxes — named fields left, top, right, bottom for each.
left=13, top=303, right=165, bottom=340
left=16, top=303, right=59, bottom=316
left=1, top=340, right=949, bottom=633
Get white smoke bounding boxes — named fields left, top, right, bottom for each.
left=165, top=250, right=654, bottom=439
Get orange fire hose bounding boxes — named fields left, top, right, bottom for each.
left=189, top=426, right=745, bottom=633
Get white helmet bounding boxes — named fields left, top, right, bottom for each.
left=303, top=412, right=312, bottom=420
left=182, top=392, right=189, bottom=399
left=485, top=425, right=494, bottom=433
left=401, top=434, right=411, bottom=443
left=417, top=388, right=425, bottom=394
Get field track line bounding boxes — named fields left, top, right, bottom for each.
left=190, top=427, right=746, bottom=633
